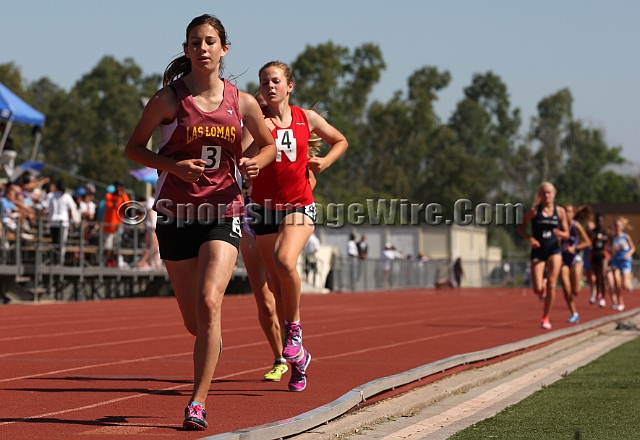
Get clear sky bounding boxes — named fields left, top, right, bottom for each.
left=1, top=0, right=639, bottom=163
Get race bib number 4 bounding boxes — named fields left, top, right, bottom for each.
left=275, top=129, right=297, bottom=162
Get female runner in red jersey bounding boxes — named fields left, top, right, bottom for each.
left=125, top=15, right=276, bottom=431
left=240, top=103, right=321, bottom=383
left=244, top=61, right=348, bottom=392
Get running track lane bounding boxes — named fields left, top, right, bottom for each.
left=0, top=288, right=636, bottom=439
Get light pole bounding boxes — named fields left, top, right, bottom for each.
left=140, top=97, right=153, bottom=200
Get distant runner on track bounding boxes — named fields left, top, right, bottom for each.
left=518, top=182, right=569, bottom=330
left=559, top=204, right=592, bottom=324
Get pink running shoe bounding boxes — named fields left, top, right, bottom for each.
left=283, top=321, right=304, bottom=360
left=183, top=403, right=207, bottom=430
left=541, top=318, right=552, bottom=330
left=288, top=349, right=311, bottom=392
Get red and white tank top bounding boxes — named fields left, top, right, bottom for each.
left=154, top=78, right=244, bottom=219
left=251, top=105, right=314, bottom=208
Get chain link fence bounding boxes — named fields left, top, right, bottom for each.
left=325, top=255, right=640, bottom=291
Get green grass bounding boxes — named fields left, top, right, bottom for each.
left=449, top=335, right=640, bottom=440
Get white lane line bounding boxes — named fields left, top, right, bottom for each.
left=320, top=319, right=522, bottom=361
left=0, top=350, right=192, bottom=383
left=379, top=335, right=626, bottom=440
left=0, top=321, right=183, bottom=342
left=0, top=334, right=186, bottom=358
left=0, top=313, right=178, bottom=331
left=1, top=317, right=521, bottom=383
left=0, top=365, right=270, bottom=427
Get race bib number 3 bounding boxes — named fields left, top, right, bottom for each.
left=202, top=145, right=222, bottom=169
left=275, top=129, right=297, bottom=162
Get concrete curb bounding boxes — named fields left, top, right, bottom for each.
left=201, top=308, right=640, bottom=440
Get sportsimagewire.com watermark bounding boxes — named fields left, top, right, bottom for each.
left=117, top=199, right=526, bottom=228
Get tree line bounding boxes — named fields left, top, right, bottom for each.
left=1, top=42, right=637, bottom=255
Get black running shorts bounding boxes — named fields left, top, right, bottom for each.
left=155, top=216, right=241, bottom=261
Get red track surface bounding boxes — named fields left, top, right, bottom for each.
left=0, top=287, right=637, bottom=439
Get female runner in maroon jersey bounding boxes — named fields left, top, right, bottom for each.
left=244, top=61, right=347, bottom=392
left=125, top=15, right=276, bottom=431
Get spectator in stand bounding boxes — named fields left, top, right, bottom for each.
left=2, top=184, right=36, bottom=239
left=73, top=186, right=86, bottom=214
left=78, top=185, right=97, bottom=222
left=347, top=233, right=359, bottom=290
left=42, top=179, right=77, bottom=265
left=137, top=187, right=162, bottom=268
left=102, top=181, right=130, bottom=267
left=453, top=258, right=463, bottom=287
left=77, top=183, right=97, bottom=245
left=17, top=171, right=49, bottom=198
left=382, top=243, right=395, bottom=288
left=358, top=234, right=368, bottom=259
left=0, top=133, right=17, bottom=179
left=303, top=231, right=320, bottom=286
left=347, top=233, right=358, bottom=258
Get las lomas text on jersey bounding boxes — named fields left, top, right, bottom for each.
left=186, top=125, right=236, bottom=144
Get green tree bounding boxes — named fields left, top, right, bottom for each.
left=0, top=62, right=24, bottom=96
left=366, top=67, right=451, bottom=205
left=41, top=56, right=161, bottom=192
left=435, top=72, right=521, bottom=212
left=530, top=88, right=573, bottom=182
left=557, top=121, right=626, bottom=204
left=289, top=42, right=386, bottom=205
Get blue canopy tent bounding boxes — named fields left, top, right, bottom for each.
left=0, top=81, right=46, bottom=158
left=129, top=167, right=158, bottom=184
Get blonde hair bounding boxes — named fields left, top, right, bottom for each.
left=534, top=182, right=557, bottom=205
left=616, top=216, right=631, bottom=231
left=307, top=103, right=327, bottom=158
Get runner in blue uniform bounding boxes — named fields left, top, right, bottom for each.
left=560, top=204, right=592, bottom=324
left=518, top=183, right=569, bottom=330
left=609, top=217, right=635, bottom=311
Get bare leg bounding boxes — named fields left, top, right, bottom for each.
left=542, top=254, right=562, bottom=321
left=607, top=268, right=618, bottom=305
left=531, top=259, right=546, bottom=296
left=165, top=240, right=238, bottom=406
left=256, top=213, right=314, bottom=323
left=241, top=234, right=283, bottom=359
left=613, top=268, right=624, bottom=309
left=560, top=265, right=577, bottom=315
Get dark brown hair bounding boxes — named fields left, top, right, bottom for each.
left=564, top=204, right=593, bottom=223
left=163, top=14, right=230, bottom=86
